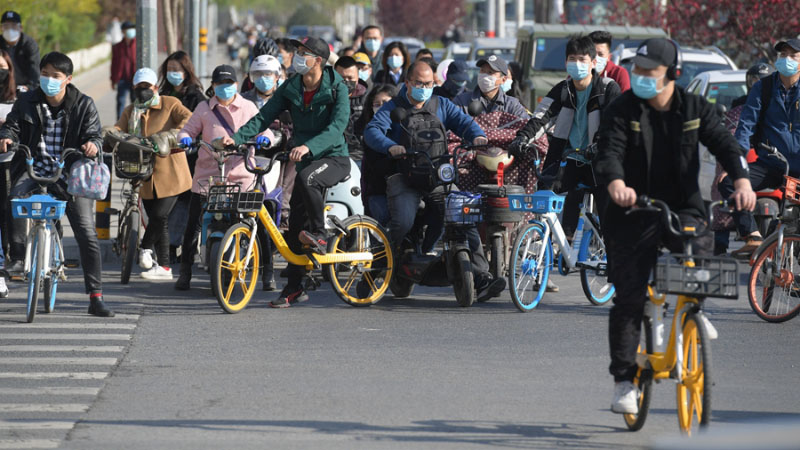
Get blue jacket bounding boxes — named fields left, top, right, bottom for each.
left=735, top=72, right=800, bottom=172
left=364, top=85, right=485, bottom=155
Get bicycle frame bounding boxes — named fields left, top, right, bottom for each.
left=538, top=191, right=603, bottom=270
left=24, top=220, right=62, bottom=280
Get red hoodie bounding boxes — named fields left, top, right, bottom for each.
left=600, top=59, right=630, bottom=92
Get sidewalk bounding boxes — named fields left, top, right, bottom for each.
left=62, top=48, right=228, bottom=263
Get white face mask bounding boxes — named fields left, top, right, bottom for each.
left=595, top=56, right=608, bottom=74
left=3, top=28, right=20, bottom=42
left=478, top=73, right=498, bottom=94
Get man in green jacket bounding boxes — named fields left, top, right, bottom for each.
left=221, top=36, right=351, bottom=308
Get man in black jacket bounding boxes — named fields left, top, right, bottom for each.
left=334, top=56, right=367, bottom=164
left=594, top=38, right=754, bottom=415
left=0, top=52, right=113, bottom=317
left=0, top=11, right=39, bottom=92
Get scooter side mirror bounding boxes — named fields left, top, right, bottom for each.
left=467, top=99, right=483, bottom=118
left=390, top=107, right=408, bottom=124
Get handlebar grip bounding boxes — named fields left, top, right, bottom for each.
left=635, top=195, right=651, bottom=208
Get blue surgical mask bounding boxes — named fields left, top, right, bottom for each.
left=502, top=78, right=513, bottom=93
left=125, top=28, right=136, bottom=39
left=39, top=76, right=64, bottom=97
left=387, top=55, right=403, bottom=69
left=364, top=39, right=381, bottom=53
left=776, top=57, right=799, bottom=77
left=595, top=56, right=608, bottom=74
left=254, top=76, right=275, bottom=93
left=166, top=71, right=184, bottom=87
left=214, top=83, right=237, bottom=100
left=630, top=72, right=664, bottom=100
left=410, top=86, right=433, bottom=103
left=566, top=61, right=590, bottom=80
left=358, top=69, right=370, bottom=81
left=278, top=54, right=284, bottom=65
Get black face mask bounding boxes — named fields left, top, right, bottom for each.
left=134, top=87, right=154, bottom=103
left=344, top=80, right=357, bottom=94
left=0, top=69, right=8, bottom=85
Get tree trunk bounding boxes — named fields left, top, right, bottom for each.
left=162, top=0, right=178, bottom=53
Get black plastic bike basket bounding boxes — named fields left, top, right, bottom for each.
left=233, top=190, right=265, bottom=213
left=113, top=144, right=154, bottom=179
left=654, top=255, right=739, bottom=299
left=445, top=192, right=482, bottom=226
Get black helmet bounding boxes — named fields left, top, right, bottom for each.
left=253, top=37, right=279, bottom=58
left=746, top=63, right=772, bottom=89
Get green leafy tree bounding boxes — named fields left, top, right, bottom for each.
left=0, top=0, right=101, bottom=53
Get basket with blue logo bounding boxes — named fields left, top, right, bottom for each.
left=508, top=190, right=565, bottom=214
left=11, top=194, right=67, bottom=220
left=445, top=192, right=482, bottom=225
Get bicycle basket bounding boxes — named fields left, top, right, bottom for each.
left=445, top=192, right=482, bottom=225
left=509, top=191, right=565, bottom=214
left=108, top=133, right=155, bottom=179
left=206, top=184, right=241, bottom=213
left=654, top=255, right=739, bottom=299
left=784, top=176, right=800, bottom=205
left=234, top=190, right=265, bottom=213
left=197, top=176, right=229, bottom=196
left=11, top=195, right=67, bottom=220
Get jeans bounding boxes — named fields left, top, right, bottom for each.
left=142, top=195, right=179, bottom=266
left=285, top=157, right=350, bottom=288
left=10, top=174, right=103, bottom=294
left=116, top=79, right=133, bottom=120
left=605, top=213, right=711, bottom=382
left=718, top=159, right=785, bottom=236
left=367, top=195, right=390, bottom=228
left=168, top=191, right=191, bottom=248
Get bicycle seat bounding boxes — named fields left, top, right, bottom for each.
left=756, top=189, right=783, bottom=200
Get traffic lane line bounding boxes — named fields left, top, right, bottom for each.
left=0, top=372, right=107, bottom=380
left=0, top=404, right=89, bottom=413
left=0, top=345, right=125, bottom=352
left=0, top=420, right=74, bottom=430
left=0, top=323, right=136, bottom=329
left=0, top=387, right=101, bottom=396
left=0, top=334, right=131, bottom=340
left=0, top=357, right=119, bottom=365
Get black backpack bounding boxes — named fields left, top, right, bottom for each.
left=394, top=96, right=449, bottom=189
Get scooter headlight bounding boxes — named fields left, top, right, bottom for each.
left=214, top=213, right=224, bottom=221
left=438, top=163, right=455, bottom=183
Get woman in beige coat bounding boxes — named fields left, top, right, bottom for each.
left=114, top=68, right=192, bottom=280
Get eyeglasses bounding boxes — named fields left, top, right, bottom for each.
left=408, top=80, right=435, bottom=89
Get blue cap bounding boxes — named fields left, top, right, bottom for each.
left=446, top=60, right=469, bottom=83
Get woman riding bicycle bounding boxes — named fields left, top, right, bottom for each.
left=113, top=67, right=192, bottom=280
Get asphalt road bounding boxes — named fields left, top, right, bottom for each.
left=1, top=262, right=799, bottom=449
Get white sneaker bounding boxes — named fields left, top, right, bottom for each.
left=0, top=276, right=8, bottom=298
left=138, top=249, right=154, bottom=270
left=611, top=381, right=639, bottom=414
left=141, top=265, right=173, bottom=280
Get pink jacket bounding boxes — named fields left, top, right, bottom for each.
left=178, top=94, right=274, bottom=194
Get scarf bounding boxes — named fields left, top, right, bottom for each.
left=128, top=92, right=160, bottom=137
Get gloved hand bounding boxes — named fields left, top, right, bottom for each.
left=149, top=130, right=179, bottom=158
left=179, top=137, right=193, bottom=148
left=255, top=135, right=271, bottom=148
left=508, top=136, right=527, bottom=159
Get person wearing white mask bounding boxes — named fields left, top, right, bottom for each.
left=589, top=30, right=630, bottom=92
left=0, top=11, right=39, bottom=93
left=452, top=55, right=528, bottom=117
left=242, top=54, right=281, bottom=109
left=111, top=21, right=137, bottom=119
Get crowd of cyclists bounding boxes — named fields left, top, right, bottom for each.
left=1, top=10, right=799, bottom=417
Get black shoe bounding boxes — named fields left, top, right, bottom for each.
left=299, top=231, right=328, bottom=254
left=477, top=277, right=507, bottom=302
left=88, top=296, right=115, bottom=317
left=174, top=272, right=191, bottom=291
left=7, top=260, right=24, bottom=276
left=262, top=272, right=275, bottom=291
left=270, top=285, right=309, bottom=308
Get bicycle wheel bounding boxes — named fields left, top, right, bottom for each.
left=120, top=211, right=139, bottom=285
left=212, top=224, right=259, bottom=313
left=452, top=249, right=475, bottom=307
left=43, top=233, right=60, bottom=313
left=579, top=228, right=615, bottom=305
left=748, top=235, right=800, bottom=323
left=509, top=222, right=551, bottom=312
left=677, top=310, right=712, bottom=435
left=208, top=237, right=222, bottom=296
left=26, top=229, right=45, bottom=323
left=624, top=343, right=653, bottom=431
left=485, top=234, right=503, bottom=290
left=389, top=274, right=415, bottom=298
left=326, top=216, right=393, bottom=306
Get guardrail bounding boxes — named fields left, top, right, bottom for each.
left=67, top=42, right=112, bottom=74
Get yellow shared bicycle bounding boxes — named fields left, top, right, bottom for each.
left=209, top=145, right=393, bottom=313
left=623, top=197, right=738, bottom=435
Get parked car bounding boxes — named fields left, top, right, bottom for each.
left=613, top=45, right=738, bottom=88
left=469, top=37, right=516, bottom=61
left=382, top=36, right=425, bottom=56
left=444, top=42, right=471, bottom=61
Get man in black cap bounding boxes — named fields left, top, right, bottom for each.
left=432, top=60, right=470, bottom=100
left=718, top=38, right=800, bottom=256
left=220, top=36, right=351, bottom=308
left=110, top=21, right=136, bottom=119
left=453, top=55, right=528, bottom=117
left=593, top=37, right=755, bottom=415
left=0, top=11, right=40, bottom=92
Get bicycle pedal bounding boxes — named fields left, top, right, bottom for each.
left=63, top=259, right=80, bottom=269
left=330, top=216, right=349, bottom=236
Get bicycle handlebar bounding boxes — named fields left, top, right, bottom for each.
left=758, top=142, right=790, bottom=178
left=627, top=195, right=735, bottom=240
left=14, top=143, right=80, bottom=185
left=242, top=146, right=289, bottom=177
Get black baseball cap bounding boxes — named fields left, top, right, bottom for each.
left=447, top=60, right=469, bottom=83
left=476, top=55, right=509, bottom=76
left=632, top=38, right=677, bottom=70
left=1, top=11, right=21, bottom=24
left=212, top=64, right=237, bottom=84
left=775, top=39, right=800, bottom=53
left=290, top=36, right=331, bottom=61
left=121, top=21, right=135, bottom=30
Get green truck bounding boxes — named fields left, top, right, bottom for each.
left=515, top=24, right=667, bottom=109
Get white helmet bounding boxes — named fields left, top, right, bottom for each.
left=250, top=55, right=281, bottom=74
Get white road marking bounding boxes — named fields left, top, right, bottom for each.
left=0, top=404, right=89, bottom=413
left=0, top=372, right=107, bottom=380
left=0, top=333, right=131, bottom=340
left=0, top=323, right=136, bottom=329
left=0, top=439, right=61, bottom=449
left=0, top=387, right=101, bottom=395
left=0, top=345, right=124, bottom=352
left=0, top=357, right=118, bottom=365
left=0, top=420, right=74, bottom=430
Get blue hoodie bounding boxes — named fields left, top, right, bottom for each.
left=364, top=85, right=485, bottom=155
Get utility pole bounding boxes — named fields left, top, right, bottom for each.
left=136, top=0, right=158, bottom=70
left=487, top=0, right=496, bottom=37
left=497, top=0, right=506, bottom=38
left=185, top=0, right=200, bottom=68
left=516, top=0, right=524, bottom=29
left=199, top=0, right=208, bottom=78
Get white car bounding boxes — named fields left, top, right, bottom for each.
left=444, top=42, right=471, bottom=61
left=611, top=45, right=737, bottom=88
left=469, top=37, right=516, bottom=61
left=685, top=70, right=748, bottom=201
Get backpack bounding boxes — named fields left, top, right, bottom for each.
left=750, top=74, right=774, bottom=149
left=394, top=96, right=449, bottom=190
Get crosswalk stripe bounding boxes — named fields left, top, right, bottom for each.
left=0, top=357, right=118, bottom=365
left=0, top=387, right=101, bottom=395
left=0, top=404, right=89, bottom=413
left=0, top=372, right=107, bottom=380
left=0, top=334, right=131, bottom=340
left=0, top=323, right=136, bottom=329
left=0, top=439, right=61, bottom=449
left=0, top=420, right=74, bottom=430
left=0, top=345, right=124, bottom=352
left=28, top=313, right=140, bottom=320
